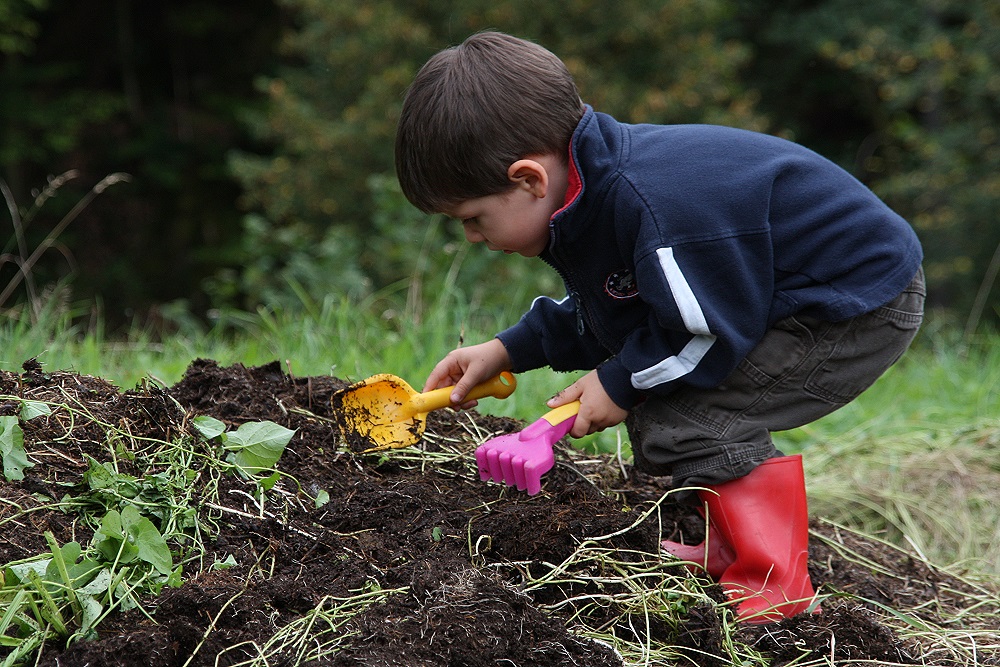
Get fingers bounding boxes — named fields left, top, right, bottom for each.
left=570, top=412, right=593, bottom=439
left=547, top=373, right=628, bottom=438
left=450, top=375, right=483, bottom=405
left=423, top=351, right=476, bottom=399
left=424, top=339, right=512, bottom=403
left=546, top=384, right=582, bottom=409
left=423, top=358, right=460, bottom=393
left=547, top=381, right=589, bottom=436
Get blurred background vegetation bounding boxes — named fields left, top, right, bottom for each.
left=2, top=0, right=999, bottom=335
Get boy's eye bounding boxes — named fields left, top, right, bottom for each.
left=461, top=217, right=478, bottom=226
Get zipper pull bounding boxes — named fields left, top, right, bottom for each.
left=569, top=290, right=585, bottom=335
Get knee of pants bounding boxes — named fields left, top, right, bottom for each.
left=626, top=405, right=776, bottom=486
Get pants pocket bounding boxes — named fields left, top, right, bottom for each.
left=664, top=315, right=822, bottom=434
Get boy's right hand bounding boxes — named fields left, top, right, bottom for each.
left=547, top=370, right=629, bottom=438
left=423, top=338, right=513, bottom=408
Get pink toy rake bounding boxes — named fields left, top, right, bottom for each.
left=475, top=401, right=580, bottom=495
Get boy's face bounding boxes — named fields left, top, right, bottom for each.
left=443, top=155, right=569, bottom=258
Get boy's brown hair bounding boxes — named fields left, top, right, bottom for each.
left=395, top=31, right=584, bottom=213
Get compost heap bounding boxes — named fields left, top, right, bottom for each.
left=2, top=358, right=998, bottom=666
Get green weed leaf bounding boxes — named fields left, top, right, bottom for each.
left=166, top=565, right=183, bottom=588
left=83, top=457, right=114, bottom=489
left=75, top=568, right=113, bottom=596
left=83, top=457, right=143, bottom=502
left=94, top=509, right=137, bottom=565
left=212, top=554, right=238, bottom=570
left=93, top=506, right=172, bottom=575
left=4, top=560, right=49, bottom=586
left=258, top=470, right=281, bottom=491
left=122, top=506, right=173, bottom=575
left=47, top=540, right=83, bottom=574
left=19, top=401, right=51, bottom=421
left=224, top=420, right=295, bottom=475
left=77, top=593, right=103, bottom=636
left=0, top=415, right=34, bottom=481
left=192, top=414, right=227, bottom=441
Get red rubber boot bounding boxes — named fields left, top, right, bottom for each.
left=663, top=454, right=816, bottom=623
left=662, top=519, right=733, bottom=579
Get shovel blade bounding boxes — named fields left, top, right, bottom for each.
left=332, top=374, right=426, bottom=452
left=333, top=372, right=517, bottom=452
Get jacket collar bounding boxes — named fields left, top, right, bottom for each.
left=548, top=106, right=625, bottom=244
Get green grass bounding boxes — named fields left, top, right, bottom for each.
left=2, top=294, right=996, bottom=440
left=788, top=329, right=1000, bottom=573
left=1, top=287, right=586, bottom=428
left=5, top=298, right=995, bottom=446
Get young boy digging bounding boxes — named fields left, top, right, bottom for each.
left=394, top=31, right=924, bottom=623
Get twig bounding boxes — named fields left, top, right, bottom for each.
left=965, top=238, right=1000, bottom=341
left=181, top=589, right=246, bottom=667
left=0, top=172, right=130, bottom=310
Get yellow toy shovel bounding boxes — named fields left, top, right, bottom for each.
left=333, top=371, right=516, bottom=451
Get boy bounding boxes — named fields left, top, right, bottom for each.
left=394, top=31, right=924, bottom=623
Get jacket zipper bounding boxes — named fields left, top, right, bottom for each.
left=542, top=251, right=589, bottom=338
left=568, top=288, right=586, bottom=335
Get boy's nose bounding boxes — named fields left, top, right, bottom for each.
left=463, top=227, right=485, bottom=243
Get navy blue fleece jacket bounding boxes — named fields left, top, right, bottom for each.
left=496, top=107, right=923, bottom=409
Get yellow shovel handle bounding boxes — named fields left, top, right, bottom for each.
left=410, top=371, right=516, bottom=413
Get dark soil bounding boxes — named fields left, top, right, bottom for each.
left=2, top=358, right=997, bottom=666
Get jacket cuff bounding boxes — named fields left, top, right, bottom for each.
left=597, top=359, right=642, bottom=409
left=496, top=322, right=549, bottom=373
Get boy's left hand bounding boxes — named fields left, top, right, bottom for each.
left=547, top=370, right=628, bottom=439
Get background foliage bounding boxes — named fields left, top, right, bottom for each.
left=2, top=0, right=999, bottom=329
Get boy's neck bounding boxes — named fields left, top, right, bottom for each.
left=531, top=153, right=571, bottom=219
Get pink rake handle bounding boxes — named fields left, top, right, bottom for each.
left=474, top=401, right=580, bottom=495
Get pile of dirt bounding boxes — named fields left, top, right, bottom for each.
left=2, top=359, right=997, bottom=666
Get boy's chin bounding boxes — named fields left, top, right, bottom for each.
left=513, top=246, right=546, bottom=258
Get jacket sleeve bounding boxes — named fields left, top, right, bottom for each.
left=497, top=294, right=611, bottom=373
left=597, top=231, right=775, bottom=409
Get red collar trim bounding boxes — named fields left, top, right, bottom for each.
left=552, top=144, right=582, bottom=219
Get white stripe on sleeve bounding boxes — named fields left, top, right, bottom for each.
left=527, top=293, right=570, bottom=311
left=631, top=247, right=717, bottom=390
left=632, top=334, right=717, bottom=388
left=656, top=247, right=710, bottom=335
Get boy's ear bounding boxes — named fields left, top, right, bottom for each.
left=507, top=159, right=548, bottom=198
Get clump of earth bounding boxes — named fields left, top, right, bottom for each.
left=1, top=358, right=994, bottom=665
